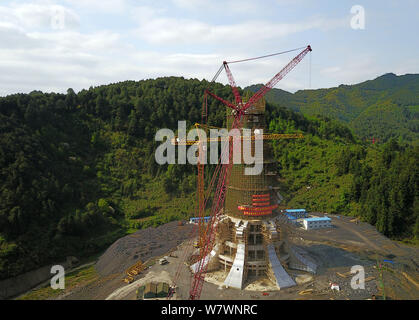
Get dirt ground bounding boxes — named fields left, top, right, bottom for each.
left=54, top=215, right=418, bottom=300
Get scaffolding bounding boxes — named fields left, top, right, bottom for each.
left=224, top=97, right=278, bottom=220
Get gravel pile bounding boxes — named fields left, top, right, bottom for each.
left=96, top=221, right=195, bottom=276
left=318, top=267, right=378, bottom=299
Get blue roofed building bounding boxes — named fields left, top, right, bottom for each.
left=284, top=209, right=308, bottom=219
left=283, top=212, right=297, bottom=223
left=189, top=216, right=211, bottom=224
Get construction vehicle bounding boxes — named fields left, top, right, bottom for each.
left=124, top=276, right=134, bottom=284
left=299, top=289, right=314, bottom=295
left=123, top=260, right=145, bottom=283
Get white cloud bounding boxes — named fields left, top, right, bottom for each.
left=134, top=16, right=343, bottom=46
left=63, top=0, right=129, bottom=14
left=171, top=0, right=311, bottom=14
left=130, top=5, right=166, bottom=21
left=393, top=59, right=419, bottom=76
left=317, top=55, right=385, bottom=87
left=320, top=66, right=342, bottom=74
left=27, top=30, right=121, bottom=52
left=0, top=3, right=80, bottom=30
left=0, top=1, right=415, bottom=96
left=0, top=1, right=323, bottom=96
left=0, top=23, right=39, bottom=49
left=171, top=0, right=259, bottom=13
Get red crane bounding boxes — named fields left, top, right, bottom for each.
left=188, top=45, right=312, bottom=300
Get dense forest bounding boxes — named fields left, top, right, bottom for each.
left=0, top=76, right=418, bottom=280
left=246, top=73, right=419, bottom=144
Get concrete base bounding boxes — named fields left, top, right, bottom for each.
left=190, top=245, right=219, bottom=274
left=267, top=244, right=296, bottom=289
left=224, top=243, right=246, bottom=289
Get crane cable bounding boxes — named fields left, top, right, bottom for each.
left=210, top=46, right=306, bottom=83
left=226, top=46, right=306, bottom=64
left=309, top=50, right=312, bottom=88
left=211, top=64, right=224, bottom=82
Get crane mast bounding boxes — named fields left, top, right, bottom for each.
left=188, top=45, right=312, bottom=300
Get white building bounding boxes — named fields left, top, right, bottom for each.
left=303, top=217, right=332, bottom=230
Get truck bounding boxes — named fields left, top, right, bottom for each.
left=159, top=257, right=169, bottom=265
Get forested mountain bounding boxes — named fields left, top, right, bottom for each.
left=246, top=73, right=419, bottom=144
left=0, top=77, right=417, bottom=280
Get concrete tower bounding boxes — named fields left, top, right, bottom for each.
left=191, top=96, right=317, bottom=290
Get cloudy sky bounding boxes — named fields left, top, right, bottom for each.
left=1, top=0, right=418, bottom=96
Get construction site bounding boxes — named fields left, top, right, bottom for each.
left=16, top=46, right=419, bottom=301
left=38, top=215, right=418, bottom=301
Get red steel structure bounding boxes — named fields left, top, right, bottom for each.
left=189, top=45, right=312, bottom=300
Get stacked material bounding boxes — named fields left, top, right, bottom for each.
left=96, top=221, right=194, bottom=276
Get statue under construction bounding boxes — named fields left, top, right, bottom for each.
left=191, top=97, right=317, bottom=290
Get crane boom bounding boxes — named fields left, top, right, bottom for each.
left=223, top=61, right=243, bottom=106
left=204, top=89, right=238, bottom=111
left=243, top=45, right=312, bottom=111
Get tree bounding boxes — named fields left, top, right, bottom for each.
left=65, top=88, right=77, bottom=110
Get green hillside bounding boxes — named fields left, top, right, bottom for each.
left=246, top=73, right=419, bottom=144
left=0, top=77, right=417, bottom=280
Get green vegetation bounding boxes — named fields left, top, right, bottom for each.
left=17, top=264, right=98, bottom=300
left=247, top=73, right=419, bottom=145
left=0, top=76, right=417, bottom=281
left=0, top=77, right=231, bottom=280
left=266, top=104, right=418, bottom=240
